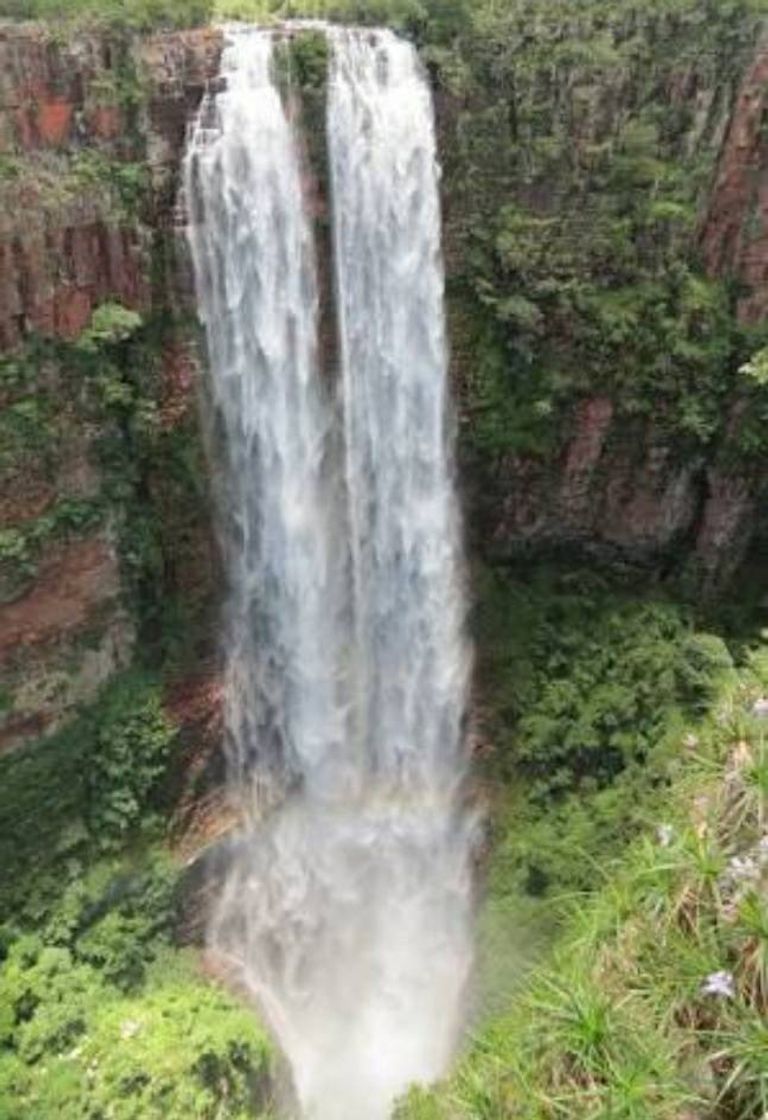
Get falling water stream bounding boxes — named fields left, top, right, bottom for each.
left=185, top=24, right=474, bottom=1120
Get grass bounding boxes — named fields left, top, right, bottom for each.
left=396, top=645, right=768, bottom=1119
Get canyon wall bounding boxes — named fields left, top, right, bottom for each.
left=436, top=7, right=768, bottom=591
left=2, top=9, right=768, bottom=758
left=0, top=22, right=222, bottom=752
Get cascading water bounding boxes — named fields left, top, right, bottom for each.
left=185, top=24, right=474, bottom=1120
left=183, top=27, right=346, bottom=806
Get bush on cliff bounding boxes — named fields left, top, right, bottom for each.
left=0, top=672, right=177, bottom=923
left=0, top=856, right=272, bottom=1119
left=474, top=566, right=734, bottom=898
left=0, top=678, right=274, bottom=1119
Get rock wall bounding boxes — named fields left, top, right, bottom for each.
left=0, top=24, right=221, bottom=340
left=438, top=12, right=768, bottom=592
left=0, top=22, right=222, bottom=752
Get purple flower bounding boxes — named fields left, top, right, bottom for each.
left=701, top=971, right=735, bottom=999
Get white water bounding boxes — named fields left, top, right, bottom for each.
left=185, top=25, right=474, bottom=1120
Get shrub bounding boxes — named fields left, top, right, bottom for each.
left=0, top=940, right=272, bottom=1118
left=85, top=675, right=177, bottom=846
left=473, top=567, right=734, bottom=897
left=77, top=302, right=143, bottom=351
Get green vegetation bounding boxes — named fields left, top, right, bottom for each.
left=0, top=672, right=175, bottom=920
left=0, top=0, right=210, bottom=29
left=0, top=855, right=272, bottom=1119
left=274, top=27, right=329, bottom=91
left=0, top=948, right=271, bottom=1120
left=0, top=674, right=275, bottom=1118
left=0, top=153, right=149, bottom=219
left=473, top=566, right=734, bottom=899
left=78, top=302, right=144, bottom=351
left=85, top=675, right=177, bottom=846
left=213, top=0, right=469, bottom=41
left=69, top=154, right=150, bottom=218
left=0, top=498, right=103, bottom=602
left=397, top=646, right=768, bottom=1119
left=78, top=308, right=215, bottom=665
left=0, top=395, right=53, bottom=473
left=432, top=0, right=768, bottom=464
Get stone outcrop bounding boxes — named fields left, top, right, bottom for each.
left=469, top=400, right=760, bottom=591
left=0, top=535, right=134, bottom=752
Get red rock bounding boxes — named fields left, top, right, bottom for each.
left=695, top=472, right=756, bottom=590
left=87, top=103, right=122, bottom=141
left=0, top=711, right=52, bottom=756
left=565, top=397, right=613, bottom=474
left=0, top=535, right=121, bottom=662
left=699, top=46, right=768, bottom=323
left=13, top=108, right=36, bottom=150
left=37, top=99, right=73, bottom=146
left=0, top=486, right=56, bottom=529
left=165, top=670, right=229, bottom=859
left=0, top=24, right=223, bottom=756
left=160, top=339, right=198, bottom=429
left=53, top=287, right=93, bottom=338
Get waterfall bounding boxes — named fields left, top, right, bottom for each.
left=184, top=24, right=474, bottom=1120
left=183, top=27, right=346, bottom=804
left=328, top=27, right=469, bottom=797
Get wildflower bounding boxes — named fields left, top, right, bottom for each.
left=752, top=697, right=768, bottom=719
left=728, top=855, right=760, bottom=884
left=701, top=970, right=735, bottom=999
left=120, top=1019, right=141, bottom=1040
left=683, top=732, right=699, bottom=750
left=657, top=823, right=674, bottom=847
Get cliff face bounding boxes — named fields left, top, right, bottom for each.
left=436, top=6, right=768, bottom=591
left=0, top=22, right=222, bottom=752
left=3, top=11, right=768, bottom=756
left=0, top=24, right=221, bottom=342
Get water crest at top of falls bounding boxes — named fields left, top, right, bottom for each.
left=184, top=24, right=474, bottom=1120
